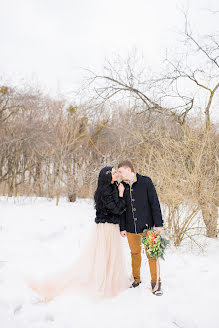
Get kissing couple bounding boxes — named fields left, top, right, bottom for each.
left=28, top=160, right=164, bottom=302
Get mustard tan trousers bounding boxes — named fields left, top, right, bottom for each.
left=127, top=232, right=161, bottom=283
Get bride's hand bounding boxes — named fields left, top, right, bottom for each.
left=118, top=183, right=125, bottom=197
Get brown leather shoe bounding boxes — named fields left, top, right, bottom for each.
left=151, top=282, right=163, bottom=296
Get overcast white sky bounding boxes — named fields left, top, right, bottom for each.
left=0, top=0, right=218, bottom=120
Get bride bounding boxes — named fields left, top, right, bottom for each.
left=27, top=166, right=132, bottom=302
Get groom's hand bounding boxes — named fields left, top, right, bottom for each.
left=120, top=230, right=127, bottom=238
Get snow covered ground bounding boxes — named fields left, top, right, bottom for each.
left=0, top=196, right=218, bottom=328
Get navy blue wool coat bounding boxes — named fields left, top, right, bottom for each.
left=119, top=174, right=163, bottom=233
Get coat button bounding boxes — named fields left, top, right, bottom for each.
left=134, top=218, right=137, bottom=221
left=133, top=208, right=136, bottom=211
left=132, top=198, right=135, bottom=202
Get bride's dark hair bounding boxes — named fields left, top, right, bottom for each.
left=94, top=166, right=113, bottom=210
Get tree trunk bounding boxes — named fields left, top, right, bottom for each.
left=201, top=203, right=218, bottom=238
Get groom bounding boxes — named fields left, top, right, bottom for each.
left=118, top=160, right=164, bottom=296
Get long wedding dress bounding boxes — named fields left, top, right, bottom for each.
left=27, top=222, right=131, bottom=302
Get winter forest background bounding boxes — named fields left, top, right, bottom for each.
left=0, top=1, right=219, bottom=327
left=1, top=3, right=218, bottom=248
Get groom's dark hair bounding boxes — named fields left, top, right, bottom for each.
left=118, top=160, right=134, bottom=172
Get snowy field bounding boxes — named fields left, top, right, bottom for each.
left=0, top=196, right=218, bottom=328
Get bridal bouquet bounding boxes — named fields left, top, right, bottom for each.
left=142, top=229, right=169, bottom=260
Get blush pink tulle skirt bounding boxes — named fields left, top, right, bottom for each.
left=27, top=223, right=132, bottom=302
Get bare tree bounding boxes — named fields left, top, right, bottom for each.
left=154, top=11, right=219, bottom=130
left=86, top=50, right=194, bottom=126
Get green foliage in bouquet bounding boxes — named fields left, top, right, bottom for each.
left=142, top=229, right=170, bottom=260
